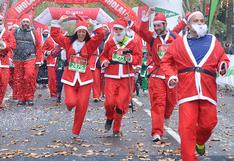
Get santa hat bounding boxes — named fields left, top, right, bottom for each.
left=102, top=24, right=110, bottom=31
left=187, top=11, right=203, bottom=22
left=153, top=13, right=167, bottom=25
left=21, top=14, right=30, bottom=23
left=74, top=15, right=88, bottom=33
left=113, top=18, right=128, bottom=29
left=42, top=25, right=49, bottom=33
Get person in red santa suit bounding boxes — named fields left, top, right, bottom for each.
left=42, top=26, right=58, bottom=98
left=89, top=48, right=102, bottom=102
left=50, top=15, right=104, bottom=137
left=161, top=11, right=230, bottom=161
left=0, top=15, right=16, bottom=108
left=127, top=8, right=187, bottom=142
left=90, top=24, right=110, bottom=102
left=7, top=23, right=19, bottom=102
left=100, top=18, right=141, bottom=137
left=13, top=14, right=43, bottom=106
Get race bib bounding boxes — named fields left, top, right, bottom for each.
left=68, top=55, right=87, bottom=73
left=112, top=49, right=126, bottom=64
left=157, top=44, right=170, bottom=59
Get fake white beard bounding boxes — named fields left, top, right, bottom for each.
left=191, top=24, right=208, bottom=38
left=114, top=30, right=126, bottom=42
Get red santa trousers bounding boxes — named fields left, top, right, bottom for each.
left=91, top=68, right=101, bottom=99
left=179, top=100, right=217, bottom=161
left=0, top=68, right=9, bottom=106
left=47, top=67, right=57, bottom=97
left=104, top=78, right=132, bottom=133
left=148, top=77, right=177, bottom=136
left=14, top=60, right=36, bottom=102
left=64, top=82, right=92, bottom=135
left=8, top=67, right=18, bottom=100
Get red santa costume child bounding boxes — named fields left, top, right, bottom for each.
left=42, top=26, right=57, bottom=98
left=128, top=8, right=186, bottom=142
left=0, top=14, right=16, bottom=108
left=100, top=18, right=141, bottom=137
left=50, top=15, right=104, bottom=137
left=161, top=11, right=230, bottom=161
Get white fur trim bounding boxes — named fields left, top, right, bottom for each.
left=113, top=24, right=125, bottom=29
left=74, top=26, right=88, bottom=33
left=0, top=27, right=5, bottom=39
left=168, top=76, right=178, bottom=88
left=47, top=64, right=56, bottom=67
left=0, top=41, right=6, bottom=50
left=0, top=65, right=9, bottom=68
left=21, top=18, right=30, bottom=22
left=178, top=95, right=217, bottom=106
left=187, top=11, right=203, bottom=22
left=104, top=73, right=135, bottom=79
left=61, top=72, right=93, bottom=86
left=219, top=61, right=228, bottom=76
left=150, top=74, right=166, bottom=79
left=153, top=21, right=165, bottom=25
left=35, top=61, right=43, bottom=65
left=182, top=18, right=187, bottom=24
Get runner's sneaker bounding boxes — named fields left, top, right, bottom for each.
left=104, top=119, right=113, bottom=131
left=17, top=101, right=26, bottom=106
left=113, top=131, right=122, bottom=137
left=152, top=134, right=161, bottom=142
left=27, top=100, right=34, bottom=106
left=196, top=144, right=205, bottom=156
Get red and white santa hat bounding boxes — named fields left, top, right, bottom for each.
left=113, top=18, right=128, bottom=29
left=42, top=25, right=49, bottom=33
left=21, top=14, right=30, bottom=23
left=187, top=11, right=203, bottom=22
left=153, top=13, right=167, bottom=25
left=74, top=15, right=89, bottom=34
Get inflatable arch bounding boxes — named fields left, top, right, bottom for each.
left=6, top=0, right=137, bottom=23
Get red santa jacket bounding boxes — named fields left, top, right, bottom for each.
left=100, top=36, right=142, bottom=79
left=161, top=35, right=230, bottom=105
left=0, top=27, right=16, bottom=68
left=131, top=19, right=186, bottom=79
left=42, top=36, right=57, bottom=67
left=89, top=49, right=100, bottom=71
left=51, top=25, right=105, bottom=86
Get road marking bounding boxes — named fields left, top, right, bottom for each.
left=143, top=108, right=181, bottom=144
left=132, top=98, right=143, bottom=107
left=132, top=97, right=181, bottom=144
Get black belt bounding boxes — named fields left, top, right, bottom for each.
left=109, top=60, right=126, bottom=65
left=178, top=67, right=216, bottom=78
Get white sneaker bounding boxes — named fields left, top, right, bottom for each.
left=152, top=134, right=161, bottom=142
left=165, top=118, right=170, bottom=127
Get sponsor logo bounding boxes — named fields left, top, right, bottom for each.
left=104, top=0, right=127, bottom=16
left=14, top=0, right=36, bottom=14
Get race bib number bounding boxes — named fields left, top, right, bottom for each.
left=68, top=55, right=87, bottom=73
left=112, top=49, right=126, bottom=64
left=157, top=44, right=170, bottom=59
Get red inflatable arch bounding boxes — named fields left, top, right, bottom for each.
left=6, top=0, right=137, bottom=23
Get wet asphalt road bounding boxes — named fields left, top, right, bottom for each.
left=0, top=86, right=234, bottom=161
